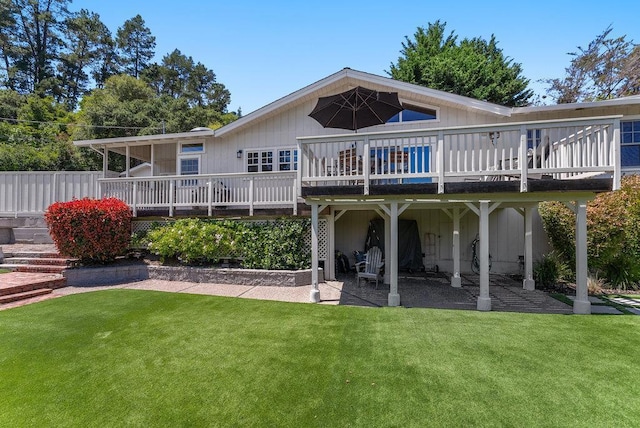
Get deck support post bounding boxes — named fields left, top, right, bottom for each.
left=388, top=202, right=400, bottom=306
left=310, top=203, right=321, bottom=303
left=523, top=205, right=535, bottom=290
left=477, top=201, right=491, bottom=311
left=573, top=200, right=591, bottom=314
left=327, top=207, right=336, bottom=281
left=451, top=208, right=462, bottom=288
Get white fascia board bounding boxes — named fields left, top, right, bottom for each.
left=73, top=129, right=214, bottom=148
left=513, top=95, right=640, bottom=114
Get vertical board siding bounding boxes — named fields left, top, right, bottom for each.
left=0, top=172, right=102, bottom=214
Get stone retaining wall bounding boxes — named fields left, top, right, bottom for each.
left=64, top=263, right=323, bottom=287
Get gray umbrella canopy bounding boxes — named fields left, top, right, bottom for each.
left=308, top=86, right=404, bottom=131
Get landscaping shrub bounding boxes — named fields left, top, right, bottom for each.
left=145, top=218, right=311, bottom=270
left=539, top=175, right=640, bottom=290
left=241, top=219, right=311, bottom=270
left=533, top=251, right=571, bottom=289
left=45, top=198, right=132, bottom=263
left=147, top=219, right=244, bottom=265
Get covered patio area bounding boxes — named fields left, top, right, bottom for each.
left=330, top=272, right=573, bottom=314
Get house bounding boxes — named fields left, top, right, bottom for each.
left=70, top=68, right=640, bottom=314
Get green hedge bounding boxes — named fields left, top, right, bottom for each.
left=146, top=218, right=310, bottom=270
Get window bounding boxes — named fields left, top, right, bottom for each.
left=527, top=129, right=541, bottom=150
left=622, top=120, right=640, bottom=167
left=179, top=156, right=200, bottom=185
left=387, top=104, right=437, bottom=123
left=278, top=149, right=298, bottom=171
left=247, top=150, right=272, bottom=172
left=261, top=151, right=273, bottom=171
left=247, top=148, right=297, bottom=172
left=180, top=143, right=204, bottom=153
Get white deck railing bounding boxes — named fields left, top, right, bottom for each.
left=297, top=116, right=621, bottom=194
left=99, top=172, right=298, bottom=216
left=0, top=171, right=102, bottom=215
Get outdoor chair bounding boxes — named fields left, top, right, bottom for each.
left=355, top=246, right=384, bottom=288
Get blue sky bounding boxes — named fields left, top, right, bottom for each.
left=73, top=0, right=640, bottom=114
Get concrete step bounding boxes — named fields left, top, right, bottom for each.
left=0, top=288, right=53, bottom=304
left=11, top=228, right=53, bottom=244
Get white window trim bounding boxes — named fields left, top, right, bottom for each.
left=177, top=154, right=202, bottom=175
left=245, top=146, right=298, bottom=172
left=179, top=141, right=205, bottom=154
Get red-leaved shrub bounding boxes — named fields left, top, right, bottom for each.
left=45, top=198, right=132, bottom=263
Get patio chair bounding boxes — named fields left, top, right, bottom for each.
left=356, top=246, right=384, bottom=288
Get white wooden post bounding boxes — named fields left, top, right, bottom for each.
left=388, top=202, right=400, bottom=306
left=574, top=200, right=591, bottom=314
left=478, top=201, right=491, bottom=311
left=612, top=119, right=621, bottom=191
left=125, top=145, right=131, bottom=177
left=327, top=207, right=336, bottom=281
left=292, top=176, right=298, bottom=215
left=103, top=147, right=109, bottom=179
left=437, top=130, right=445, bottom=194
left=451, top=207, right=462, bottom=288
left=310, top=203, right=321, bottom=303
left=132, top=181, right=138, bottom=217
left=523, top=205, right=535, bottom=290
left=363, top=136, right=370, bottom=195
left=169, top=179, right=175, bottom=217
left=249, top=176, right=255, bottom=216
left=207, top=178, right=213, bottom=216
left=384, top=214, right=391, bottom=284
left=519, top=125, right=528, bottom=192
left=296, top=141, right=303, bottom=199
left=150, top=144, right=155, bottom=176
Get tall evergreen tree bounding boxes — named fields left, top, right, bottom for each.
left=6, top=0, right=70, bottom=94
left=389, top=21, right=533, bottom=107
left=58, top=9, right=111, bottom=109
left=116, top=14, right=155, bottom=78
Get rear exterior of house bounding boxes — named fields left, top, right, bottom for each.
left=35, top=68, right=640, bottom=313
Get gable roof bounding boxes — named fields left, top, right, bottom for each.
left=213, top=68, right=513, bottom=138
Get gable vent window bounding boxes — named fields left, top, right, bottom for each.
left=180, top=143, right=204, bottom=153
left=387, top=104, right=437, bottom=123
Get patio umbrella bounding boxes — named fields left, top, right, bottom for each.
left=308, top=86, right=404, bottom=131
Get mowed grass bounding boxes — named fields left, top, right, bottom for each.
left=1, top=290, right=639, bottom=427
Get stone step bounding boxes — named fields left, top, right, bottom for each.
left=4, top=257, right=70, bottom=266
left=5, top=251, right=63, bottom=259
left=0, top=288, right=53, bottom=304
left=0, top=272, right=66, bottom=296
left=14, top=264, right=67, bottom=274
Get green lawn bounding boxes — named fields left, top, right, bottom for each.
left=1, top=290, right=639, bottom=427
left=0, top=268, right=10, bottom=274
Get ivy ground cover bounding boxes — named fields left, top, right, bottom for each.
left=1, top=290, right=639, bottom=427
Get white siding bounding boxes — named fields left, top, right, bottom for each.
left=334, top=207, right=550, bottom=275
left=203, top=99, right=500, bottom=174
